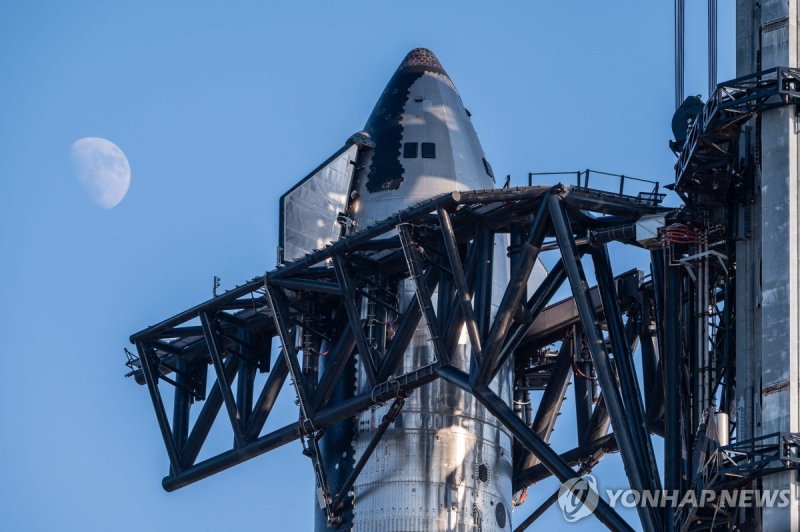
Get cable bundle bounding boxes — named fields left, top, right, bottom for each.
left=662, top=223, right=699, bottom=244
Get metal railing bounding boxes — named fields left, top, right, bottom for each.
left=675, top=66, right=800, bottom=197
left=528, top=169, right=665, bottom=205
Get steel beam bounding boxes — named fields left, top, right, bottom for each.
left=200, top=311, right=245, bottom=448
left=236, top=332, right=256, bottom=423
left=264, top=283, right=315, bottom=421
left=661, top=250, right=682, bottom=527
left=151, top=326, right=205, bottom=340
left=436, top=269, right=455, bottom=337
left=245, top=355, right=289, bottom=440
left=172, top=357, right=191, bottom=452
left=436, top=366, right=631, bottom=531
left=130, top=277, right=267, bottom=342
left=636, top=309, right=663, bottom=423
left=439, top=237, right=482, bottom=356
left=585, top=394, right=611, bottom=445
left=548, top=195, right=658, bottom=532
left=375, top=268, right=438, bottom=382
left=520, top=336, right=573, bottom=471
left=137, top=341, right=182, bottom=474
left=490, top=260, right=568, bottom=382
left=269, top=277, right=342, bottom=295
left=330, top=397, right=406, bottom=514
left=513, top=433, right=617, bottom=490
left=162, top=362, right=441, bottom=491
left=592, top=245, right=662, bottom=498
left=519, top=273, right=611, bottom=348
left=473, top=225, right=494, bottom=341
left=179, top=354, right=239, bottom=466
left=517, top=335, right=575, bottom=473
left=438, top=205, right=482, bottom=360
left=313, top=330, right=356, bottom=411
left=573, top=329, right=594, bottom=447
left=332, top=255, right=378, bottom=385
left=476, top=194, right=550, bottom=385
left=475, top=385, right=632, bottom=531
left=398, top=224, right=451, bottom=366
left=515, top=459, right=597, bottom=532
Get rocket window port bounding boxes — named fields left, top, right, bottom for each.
left=403, top=142, right=418, bottom=158
left=478, top=464, right=489, bottom=482
left=421, top=142, right=436, bottom=159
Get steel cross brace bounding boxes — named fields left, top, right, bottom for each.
left=127, top=185, right=673, bottom=532
left=200, top=311, right=245, bottom=448
left=437, top=205, right=483, bottom=362
left=172, top=357, right=191, bottom=453
left=592, top=245, right=662, bottom=496
left=328, top=396, right=407, bottom=523
left=181, top=353, right=240, bottom=466
left=397, top=223, right=451, bottom=366
left=514, top=460, right=595, bottom=532
left=332, top=254, right=379, bottom=385
left=313, top=329, right=356, bottom=411
left=438, top=366, right=634, bottom=532
left=245, top=354, right=288, bottom=440
left=264, top=281, right=315, bottom=422
left=162, top=361, right=441, bottom=492
left=490, top=260, right=568, bottom=383
left=136, top=340, right=182, bottom=475
left=475, top=191, right=551, bottom=385
left=517, top=335, right=574, bottom=472
left=548, top=195, right=661, bottom=532
left=376, top=267, right=439, bottom=382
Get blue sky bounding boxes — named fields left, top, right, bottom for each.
left=0, top=2, right=735, bottom=530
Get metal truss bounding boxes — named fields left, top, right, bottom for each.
left=676, top=431, right=800, bottom=531
left=127, top=67, right=800, bottom=532
left=128, top=184, right=671, bottom=531
left=675, top=66, right=800, bottom=204
left=664, top=66, right=800, bottom=531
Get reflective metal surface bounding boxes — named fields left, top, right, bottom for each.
left=280, top=144, right=358, bottom=262
left=328, top=48, right=542, bottom=532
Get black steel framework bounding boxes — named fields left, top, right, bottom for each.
left=675, top=431, right=800, bottom=531
left=674, top=66, right=800, bottom=204
left=128, top=183, right=676, bottom=531
left=125, top=64, right=800, bottom=531
left=663, top=67, right=800, bottom=530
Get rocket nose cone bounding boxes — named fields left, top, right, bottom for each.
left=398, top=48, right=449, bottom=78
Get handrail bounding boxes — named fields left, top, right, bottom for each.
left=676, top=66, right=800, bottom=197
left=528, top=169, right=664, bottom=205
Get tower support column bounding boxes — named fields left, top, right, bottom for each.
left=736, top=1, right=800, bottom=528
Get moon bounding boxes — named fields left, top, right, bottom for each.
left=70, top=137, right=131, bottom=208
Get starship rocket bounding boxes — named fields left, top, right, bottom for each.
left=281, top=48, right=532, bottom=531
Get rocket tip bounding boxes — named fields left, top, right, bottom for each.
left=401, top=48, right=442, bottom=70
left=398, top=48, right=448, bottom=77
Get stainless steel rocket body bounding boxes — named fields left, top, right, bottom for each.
left=318, top=49, right=517, bottom=531
left=348, top=282, right=514, bottom=531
